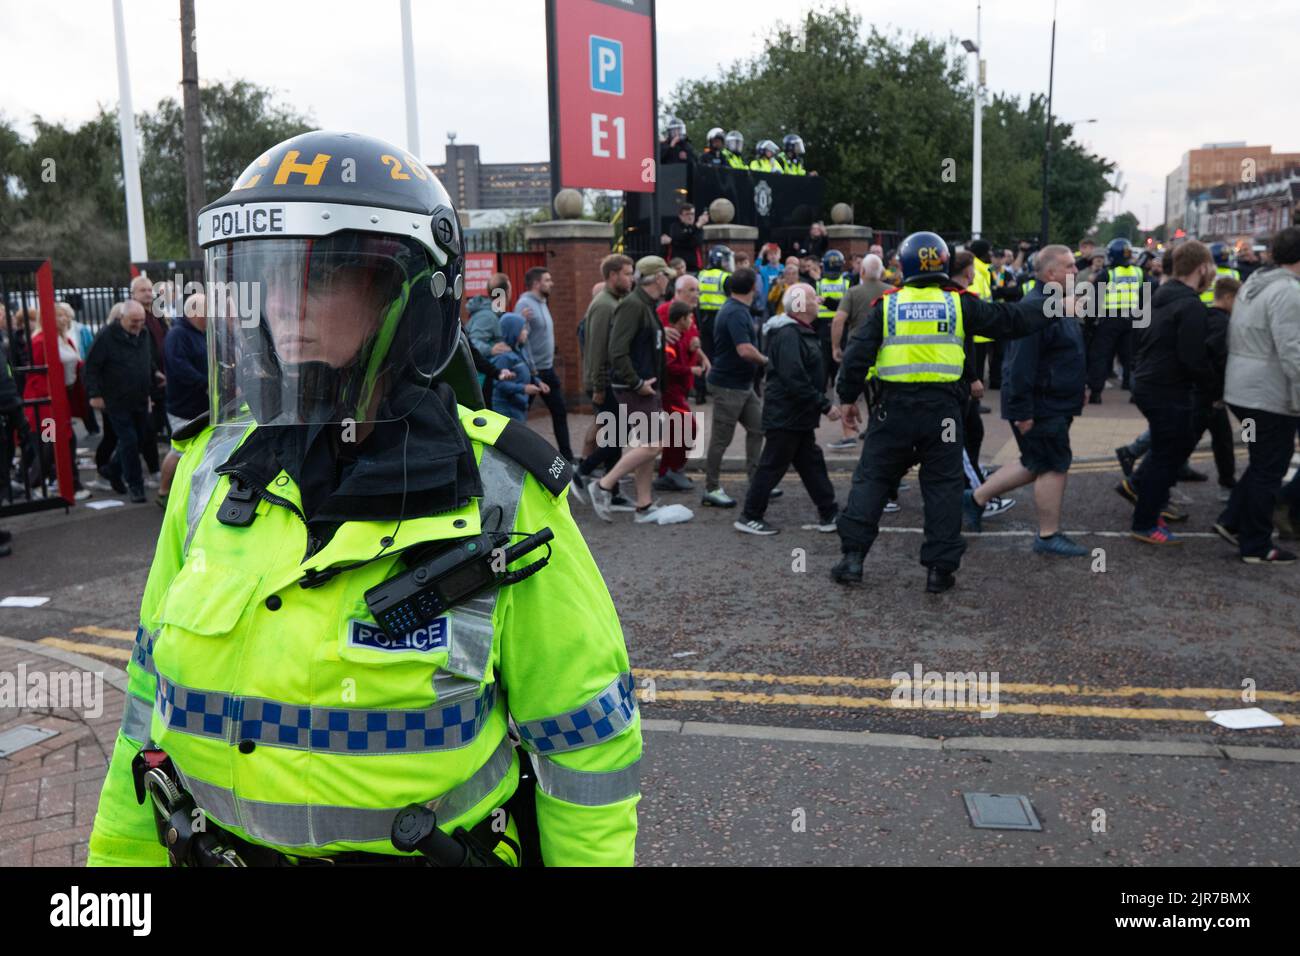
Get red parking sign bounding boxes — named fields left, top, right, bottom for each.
left=548, top=0, right=656, bottom=193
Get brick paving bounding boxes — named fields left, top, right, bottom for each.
left=0, top=640, right=126, bottom=867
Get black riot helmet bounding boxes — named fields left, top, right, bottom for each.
left=198, top=130, right=465, bottom=428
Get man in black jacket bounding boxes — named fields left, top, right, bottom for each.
left=1119, top=240, right=1219, bottom=544
left=735, top=283, right=840, bottom=535
left=85, top=300, right=160, bottom=503
left=965, top=245, right=1088, bottom=555
left=0, top=339, right=19, bottom=556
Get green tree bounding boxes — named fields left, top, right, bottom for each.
left=665, top=5, right=1114, bottom=248
left=139, top=80, right=313, bottom=258
left=0, top=82, right=312, bottom=284
left=1094, top=211, right=1141, bottom=245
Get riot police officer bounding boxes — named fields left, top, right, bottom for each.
left=1087, top=237, right=1143, bottom=401
left=721, top=131, right=748, bottom=169
left=695, top=244, right=734, bottom=402
left=779, top=134, right=808, bottom=175
left=831, top=232, right=1062, bottom=593
left=87, top=131, right=642, bottom=867
left=816, top=250, right=851, bottom=390
left=1200, top=242, right=1241, bottom=303
left=700, top=127, right=728, bottom=166
left=750, top=140, right=783, bottom=173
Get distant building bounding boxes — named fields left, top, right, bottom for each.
left=427, top=139, right=551, bottom=211
left=1187, top=165, right=1300, bottom=242
left=1165, top=143, right=1300, bottom=233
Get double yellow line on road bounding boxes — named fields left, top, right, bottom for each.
left=38, top=625, right=135, bottom=663
left=637, top=668, right=1300, bottom=725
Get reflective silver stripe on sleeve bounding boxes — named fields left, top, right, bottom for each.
left=874, top=363, right=965, bottom=377
left=440, top=445, right=526, bottom=684
left=184, top=425, right=248, bottom=555
left=531, top=753, right=641, bottom=807
left=120, top=693, right=153, bottom=743
left=173, top=734, right=515, bottom=849
left=514, top=672, right=638, bottom=754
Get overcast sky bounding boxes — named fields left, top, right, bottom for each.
left=2, top=0, right=1296, bottom=230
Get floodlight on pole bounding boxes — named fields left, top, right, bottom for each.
left=400, top=0, right=421, bottom=158
left=112, top=0, right=148, bottom=262
left=963, top=2, right=983, bottom=239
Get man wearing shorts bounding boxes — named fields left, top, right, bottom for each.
left=587, top=257, right=674, bottom=523
left=963, top=245, right=1090, bottom=556
left=159, top=292, right=208, bottom=507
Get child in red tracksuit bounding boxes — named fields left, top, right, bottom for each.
left=654, top=302, right=704, bottom=489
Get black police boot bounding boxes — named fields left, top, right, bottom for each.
left=830, top=551, right=864, bottom=584
left=925, top=568, right=955, bottom=593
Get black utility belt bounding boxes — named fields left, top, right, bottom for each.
left=131, top=746, right=514, bottom=867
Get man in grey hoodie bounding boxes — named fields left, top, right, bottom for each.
left=515, top=267, right=574, bottom=462
left=1215, top=226, right=1300, bottom=564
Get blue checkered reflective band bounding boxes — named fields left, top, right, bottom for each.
left=348, top=618, right=449, bottom=654
left=515, top=672, right=637, bottom=754
left=154, top=673, right=497, bottom=753
left=132, top=624, right=157, bottom=675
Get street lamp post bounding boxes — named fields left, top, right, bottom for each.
left=961, top=5, right=983, bottom=240
left=1039, top=0, right=1057, bottom=247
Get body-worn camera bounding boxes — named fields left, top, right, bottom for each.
left=364, top=528, right=553, bottom=641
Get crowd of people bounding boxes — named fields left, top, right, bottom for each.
left=476, top=220, right=1300, bottom=584
left=0, top=274, right=210, bottom=557
left=4, top=221, right=1298, bottom=578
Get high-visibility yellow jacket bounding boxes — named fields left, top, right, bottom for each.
left=87, top=407, right=641, bottom=866
left=971, top=257, right=993, bottom=343
left=875, top=286, right=966, bottom=383
left=1200, top=265, right=1240, bottom=304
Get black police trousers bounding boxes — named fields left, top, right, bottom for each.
left=837, top=387, right=967, bottom=572
left=1087, top=318, right=1133, bottom=393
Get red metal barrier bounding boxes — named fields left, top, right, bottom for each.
left=499, top=252, right=547, bottom=306
left=1, top=258, right=74, bottom=514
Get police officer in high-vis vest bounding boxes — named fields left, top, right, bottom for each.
left=721, top=131, right=748, bottom=170
left=750, top=140, right=783, bottom=173
left=831, top=232, right=1061, bottom=593
left=817, top=250, right=851, bottom=390
left=779, top=134, right=808, bottom=175
left=87, top=131, right=641, bottom=867
left=694, top=244, right=734, bottom=402
left=1086, top=237, right=1143, bottom=402
left=1200, top=242, right=1240, bottom=304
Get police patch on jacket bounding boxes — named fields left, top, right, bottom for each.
left=348, top=617, right=450, bottom=653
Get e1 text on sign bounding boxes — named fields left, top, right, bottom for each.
left=551, top=0, right=654, bottom=193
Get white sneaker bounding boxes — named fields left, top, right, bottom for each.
left=983, top=496, right=1017, bottom=518
left=589, top=481, right=614, bottom=522
left=73, top=489, right=92, bottom=501
left=884, top=501, right=901, bottom=513
left=801, top=515, right=839, bottom=533
left=734, top=518, right=778, bottom=535
left=568, top=472, right=588, bottom=504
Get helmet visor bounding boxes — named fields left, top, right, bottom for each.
left=205, top=235, right=431, bottom=427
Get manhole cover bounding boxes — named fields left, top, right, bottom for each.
left=963, top=792, right=1041, bottom=831
left=0, top=725, right=59, bottom=758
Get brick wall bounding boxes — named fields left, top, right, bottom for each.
left=528, top=237, right=611, bottom=411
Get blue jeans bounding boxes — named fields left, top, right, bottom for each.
left=106, top=407, right=149, bottom=494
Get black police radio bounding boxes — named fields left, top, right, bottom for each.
left=363, top=527, right=553, bottom=641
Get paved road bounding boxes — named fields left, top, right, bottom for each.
left=2, top=404, right=1298, bottom=865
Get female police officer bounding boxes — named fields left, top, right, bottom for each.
left=87, top=131, right=641, bottom=866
